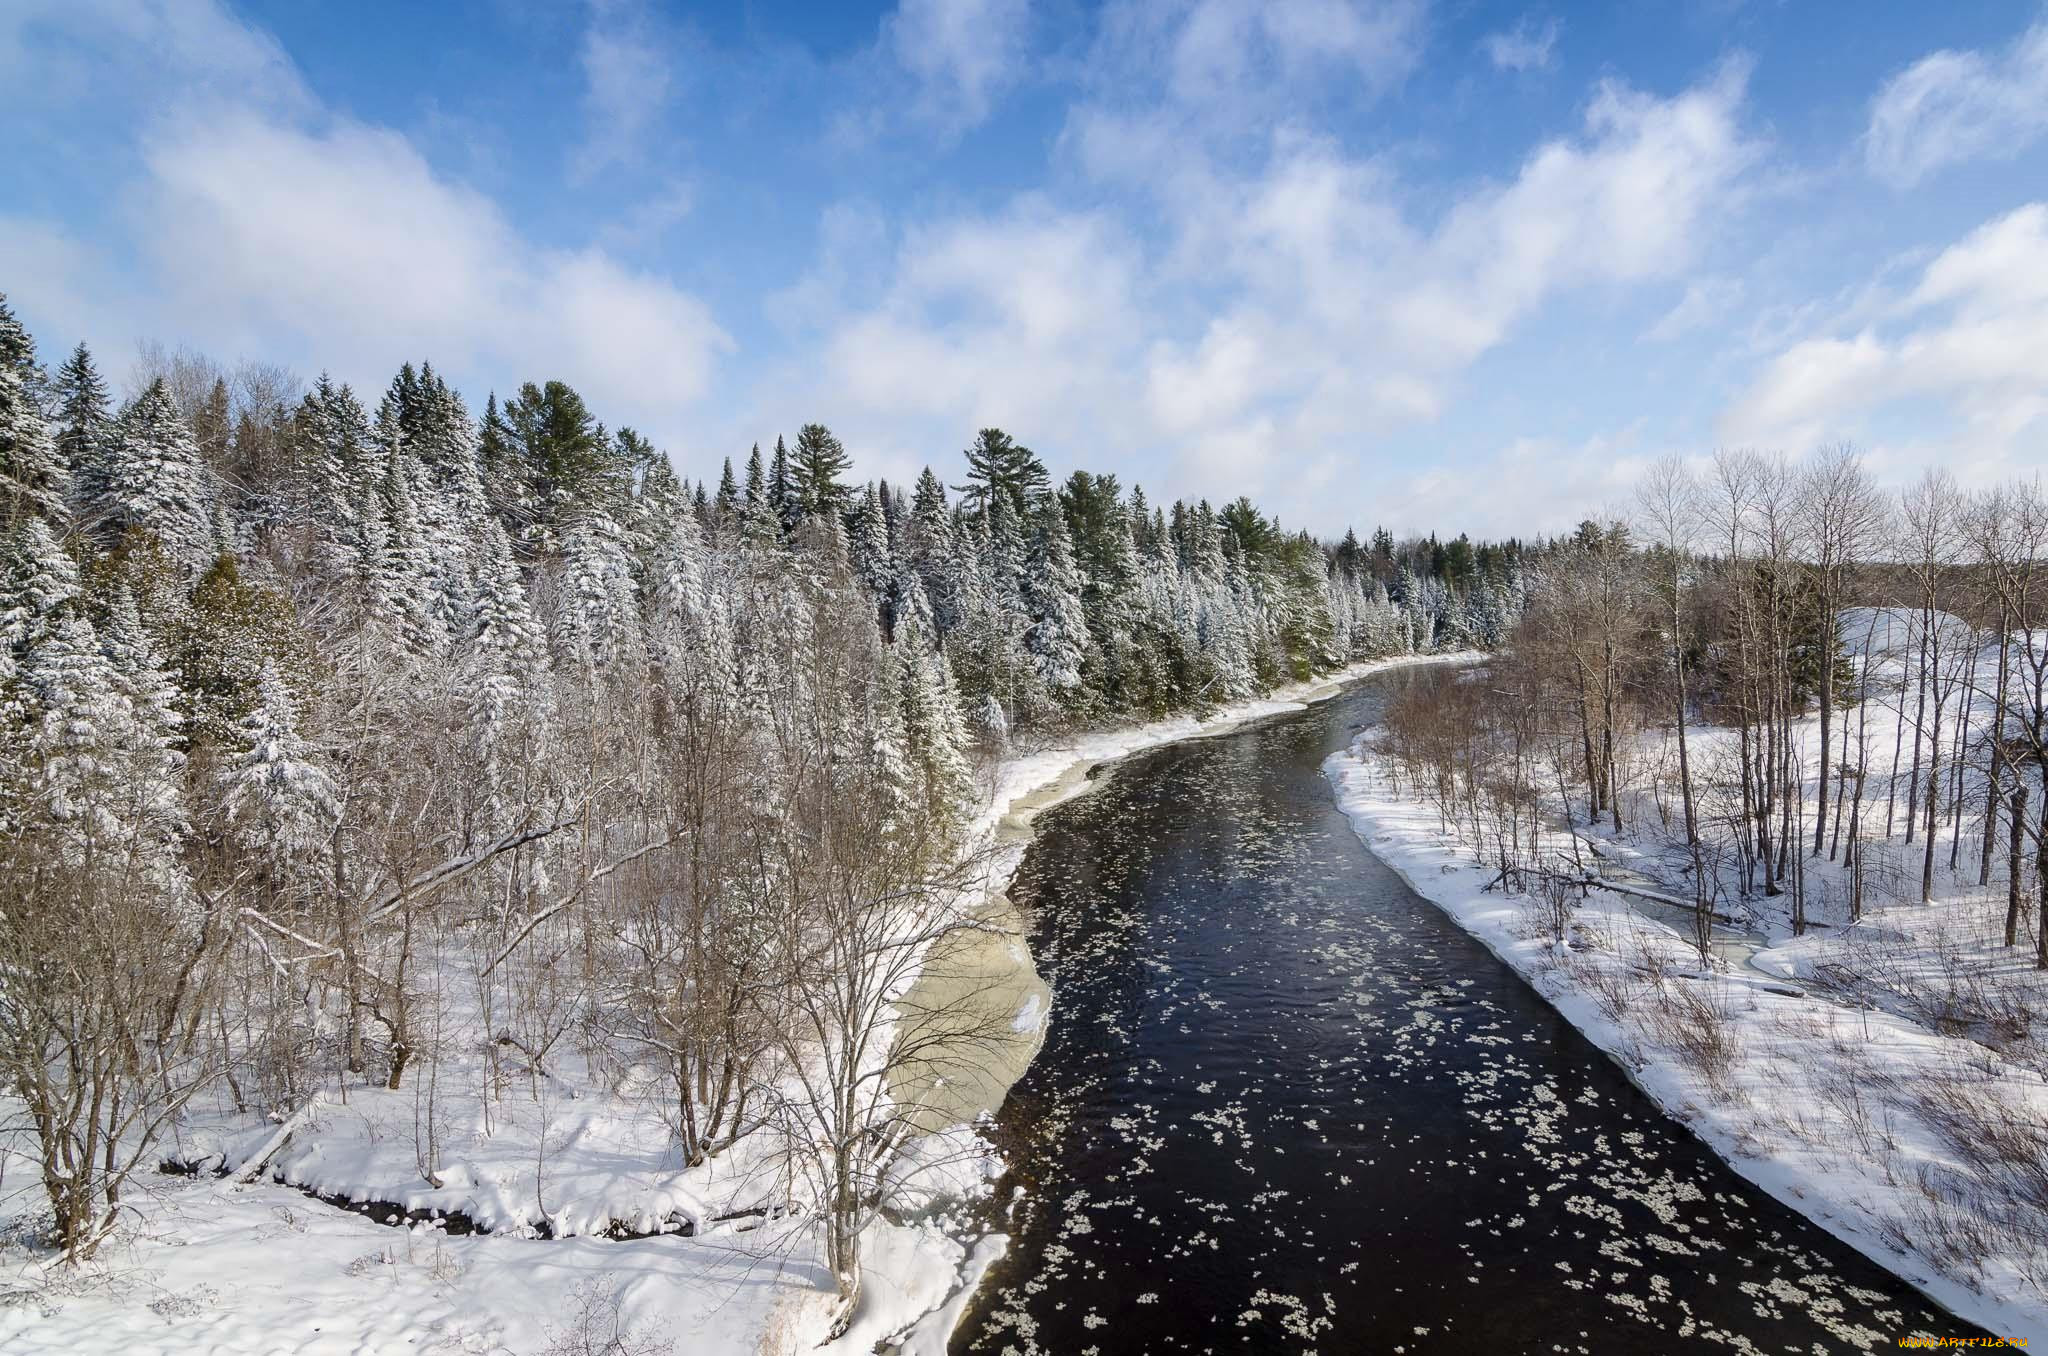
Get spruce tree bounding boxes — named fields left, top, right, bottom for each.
left=53, top=343, right=110, bottom=513
left=715, top=456, right=741, bottom=521
left=847, top=483, right=893, bottom=620
left=1023, top=501, right=1090, bottom=696
left=768, top=436, right=796, bottom=533
left=0, top=295, right=67, bottom=531
left=219, top=660, right=339, bottom=862
left=902, top=468, right=959, bottom=634
left=0, top=517, right=81, bottom=661
left=896, top=613, right=974, bottom=830
left=96, top=380, right=215, bottom=569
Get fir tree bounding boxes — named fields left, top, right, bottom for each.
left=902, top=468, right=958, bottom=629
left=471, top=519, right=547, bottom=671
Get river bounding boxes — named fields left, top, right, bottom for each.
left=951, top=662, right=1973, bottom=1354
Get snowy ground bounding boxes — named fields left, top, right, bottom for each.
left=0, top=651, right=1463, bottom=1356
left=1325, top=628, right=2048, bottom=1343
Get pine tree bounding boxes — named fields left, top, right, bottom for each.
left=504, top=379, right=606, bottom=555
left=0, top=294, right=67, bottom=531
left=463, top=517, right=553, bottom=830
left=955, top=428, right=1047, bottom=518
left=791, top=423, right=851, bottom=520
left=375, top=435, right=441, bottom=653
left=477, top=390, right=524, bottom=526
left=99, top=586, right=183, bottom=759
left=296, top=375, right=380, bottom=580
left=22, top=612, right=188, bottom=891
left=864, top=640, right=914, bottom=848
left=551, top=506, right=642, bottom=670
left=0, top=519, right=82, bottom=798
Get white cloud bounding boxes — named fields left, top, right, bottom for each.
left=884, top=0, right=1032, bottom=131
left=1481, top=14, right=1559, bottom=73
left=0, top=0, right=309, bottom=113
left=784, top=54, right=1757, bottom=530
left=1865, top=19, right=2048, bottom=187
left=1087, top=0, right=1426, bottom=117
left=1, top=0, right=728, bottom=450
left=0, top=217, right=126, bottom=358
left=1387, top=429, right=1654, bottom=539
left=1643, top=276, right=1743, bottom=342
left=817, top=204, right=1144, bottom=433
left=138, top=104, right=728, bottom=423
left=1722, top=203, right=2048, bottom=463
left=1170, top=0, right=1424, bottom=101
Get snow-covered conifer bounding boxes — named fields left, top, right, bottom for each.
left=219, top=661, right=338, bottom=861
left=1023, top=502, right=1090, bottom=695
left=0, top=294, right=68, bottom=530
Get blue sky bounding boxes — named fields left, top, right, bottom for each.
left=4, top=1, right=2046, bottom=538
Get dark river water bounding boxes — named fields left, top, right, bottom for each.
left=953, top=664, right=1974, bottom=1355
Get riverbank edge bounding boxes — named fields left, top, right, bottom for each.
left=871, top=650, right=1484, bottom=1353
left=1322, top=741, right=2042, bottom=1344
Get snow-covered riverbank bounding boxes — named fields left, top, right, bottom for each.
left=1326, top=685, right=2048, bottom=1341
left=0, top=652, right=1471, bottom=1356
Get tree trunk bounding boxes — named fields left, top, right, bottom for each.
left=2007, top=784, right=2028, bottom=948
left=1981, top=614, right=2011, bottom=887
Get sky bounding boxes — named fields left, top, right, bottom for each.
left=3, top=0, right=2047, bottom=541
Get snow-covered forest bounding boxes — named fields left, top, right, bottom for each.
left=0, top=291, right=1518, bottom=1343
left=1343, top=448, right=2048, bottom=1331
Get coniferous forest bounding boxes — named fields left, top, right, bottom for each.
left=0, top=292, right=1515, bottom=1309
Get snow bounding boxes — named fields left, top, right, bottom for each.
left=1, top=651, right=1472, bottom=1356
left=1325, top=657, right=2048, bottom=1342
left=980, top=650, right=1481, bottom=842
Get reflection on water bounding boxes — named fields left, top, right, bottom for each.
left=954, top=666, right=1968, bottom=1354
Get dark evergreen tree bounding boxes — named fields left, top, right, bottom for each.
left=954, top=427, right=1047, bottom=517
left=791, top=423, right=852, bottom=519
left=715, top=456, right=741, bottom=521
left=53, top=343, right=110, bottom=513
left=503, top=379, right=606, bottom=554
